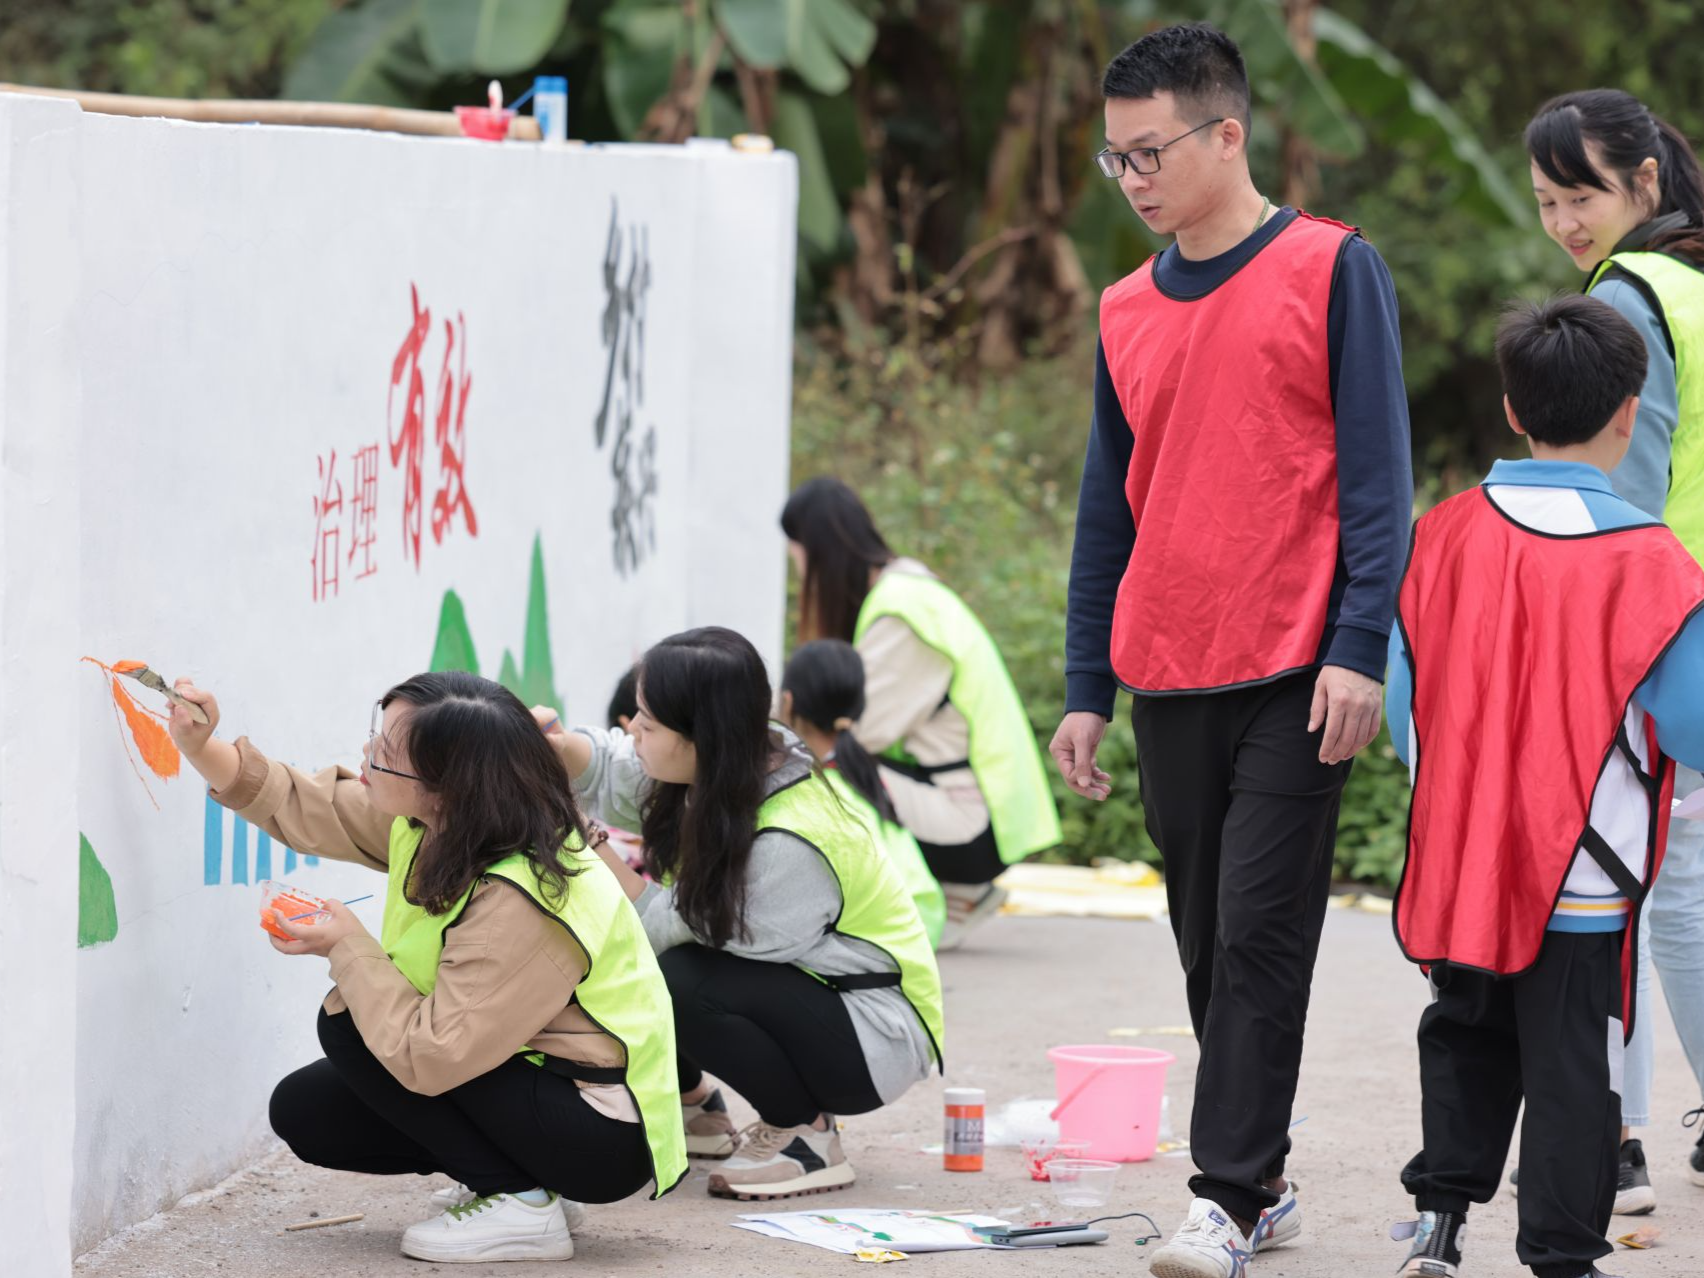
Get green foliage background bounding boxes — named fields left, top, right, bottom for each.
left=10, top=0, right=1704, bottom=885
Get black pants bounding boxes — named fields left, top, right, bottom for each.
left=919, top=823, right=1005, bottom=886
left=661, top=944, right=884, bottom=1128
left=269, top=1008, right=653, bottom=1203
left=1131, top=671, right=1350, bottom=1223
left=1402, top=931, right=1623, bottom=1278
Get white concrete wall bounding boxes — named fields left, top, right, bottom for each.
left=0, top=92, right=86, bottom=1278
left=0, top=93, right=796, bottom=1269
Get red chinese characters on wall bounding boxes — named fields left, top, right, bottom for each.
left=314, top=284, right=478, bottom=601
left=311, top=450, right=344, bottom=603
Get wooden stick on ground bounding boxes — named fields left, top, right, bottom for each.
left=0, top=84, right=541, bottom=141
left=284, top=1213, right=365, bottom=1232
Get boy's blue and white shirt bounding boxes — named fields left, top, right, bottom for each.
left=1386, top=459, right=1704, bottom=932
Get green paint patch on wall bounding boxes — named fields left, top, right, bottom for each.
left=430, top=534, right=564, bottom=715
left=78, top=833, right=119, bottom=948
left=430, top=589, right=481, bottom=675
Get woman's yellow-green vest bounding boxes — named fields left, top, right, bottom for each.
left=823, top=766, right=946, bottom=948
left=380, top=819, right=687, bottom=1198
left=853, top=568, right=1063, bottom=864
left=757, top=772, right=946, bottom=1065
left=1590, top=250, right=1704, bottom=562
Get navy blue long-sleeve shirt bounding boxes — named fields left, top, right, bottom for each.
left=1065, top=207, right=1414, bottom=718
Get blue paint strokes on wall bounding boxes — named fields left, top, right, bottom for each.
left=202, top=794, right=312, bottom=883
left=231, top=817, right=249, bottom=885
left=203, top=795, right=222, bottom=885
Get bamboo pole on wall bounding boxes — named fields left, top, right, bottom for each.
left=0, top=84, right=542, bottom=141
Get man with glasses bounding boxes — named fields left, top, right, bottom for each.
left=1048, top=22, right=1412, bottom=1277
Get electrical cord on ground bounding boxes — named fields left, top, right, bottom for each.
left=1080, top=1211, right=1162, bottom=1245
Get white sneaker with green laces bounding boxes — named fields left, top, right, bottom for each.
left=428, top=1182, right=588, bottom=1230
left=400, top=1191, right=574, bottom=1263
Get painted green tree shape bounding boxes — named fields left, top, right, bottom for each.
left=79, top=833, right=119, bottom=948
left=429, top=534, right=564, bottom=715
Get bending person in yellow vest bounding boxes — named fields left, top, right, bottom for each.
left=1525, top=87, right=1704, bottom=1210
left=780, top=639, right=947, bottom=948
left=781, top=477, right=1061, bottom=949
left=540, top=627, right=944, bottom=1202
left=165, top=671, right=686, bottom=1266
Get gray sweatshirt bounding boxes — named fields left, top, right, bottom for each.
left=570, top=725, right=936, bottom=1105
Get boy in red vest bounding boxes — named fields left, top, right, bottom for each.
left=1386, top=294, right=1704, bottom=1278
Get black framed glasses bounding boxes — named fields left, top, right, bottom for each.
left=1095, top=118, right=1225, bottom=177
left=368, top=702, right=423, bottom=782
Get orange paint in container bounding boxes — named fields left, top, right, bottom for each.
left=943, top=1087, right=986, bottom=1172
left=258, top=880, right=329, bottom=940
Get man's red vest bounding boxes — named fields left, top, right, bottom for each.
left=1396, top=487, right=1703, bottom=1022
left=1099, top=212, right=1354, bottom=693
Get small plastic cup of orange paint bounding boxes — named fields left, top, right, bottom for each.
left=258, top=880, right=329, bottom=940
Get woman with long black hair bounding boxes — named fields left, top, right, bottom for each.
left=780, top=477, right=1061, bottom=948
left=1521, top=87, right=1704, bottom=1212
left=166, top=671, right=685, bottom=1265
left=542, top=627, right=943, bottom=1201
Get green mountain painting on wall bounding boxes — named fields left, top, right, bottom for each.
left=429, top=534, right=564, bottom=715
left=79, top=833, right=119, bottom=948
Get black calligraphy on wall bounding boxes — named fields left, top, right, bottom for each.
left=595, top=200, right=657, bottom=577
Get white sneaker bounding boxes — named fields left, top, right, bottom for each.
left=1251, top=1179, right=1300, bottom=1251
left=1148, top=1198, right=1253, bottom=1278
left=938, top=883, right=1008, bottom=951
left=427, top=1183, right=587, bottom=1229
left=706, top=1119, right=856, bottom=1200
left=683, top=1086, right=741, bottom=1158
left=399, top=1192, right=574, bottom=1263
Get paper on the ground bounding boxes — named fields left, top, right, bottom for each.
left=733, top=1209, right=1011, bottom=1253
left=1674, top=790, right=1704, bottom=821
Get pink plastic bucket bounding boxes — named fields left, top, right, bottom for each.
left=1047, top=1044, right=1175, bottom=1162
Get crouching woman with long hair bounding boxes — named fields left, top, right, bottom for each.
left=542, top=627, right=944, bottom=1201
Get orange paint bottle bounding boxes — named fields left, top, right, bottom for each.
left=943, top=1087, right=986, bottom=1172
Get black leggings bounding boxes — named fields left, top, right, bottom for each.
left=661, top=945, right=884, bottom=1128
left=269, top=1007, right=652, bottom=1202
left=918, top=823, right=1005, bottom=886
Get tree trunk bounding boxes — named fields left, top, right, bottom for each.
left=1279, top=0, right=1321, bottom=209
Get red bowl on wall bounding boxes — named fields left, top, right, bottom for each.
left=455, top=106, right=515, bottom=141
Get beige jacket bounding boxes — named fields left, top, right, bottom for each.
left=854, top=559, right=991, bottom=846
left=214, top=738, right=635, bottom=1118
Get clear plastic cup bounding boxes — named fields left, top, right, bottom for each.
left=1047, top=1158, right=1120, bottom=1208
left=1020, top=1138, right=1092, bottom=1182
left=257, top=880, right=329, bottom=940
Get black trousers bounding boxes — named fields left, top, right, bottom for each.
left=661, top=944, right=884, bottom=1128
left=918, top=822, right=1005, bottom=886
left=269, top=1008, right=653, bottom=1203
left=1402, top=931, right=1623, bottom=1278
left=1131, top=671, right=1350, bottom=1223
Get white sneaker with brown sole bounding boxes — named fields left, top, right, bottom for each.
left=707, top=1119, right=856, bottom=1200
left=684, top=1087, right=742, bottom=1158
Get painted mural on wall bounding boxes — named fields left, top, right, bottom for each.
left=78, top=835, right=118, bottom=949
left=431, top=533, right=564, bottom=714
left=596, top=200, right=657, bottom=578
left=81, top=658, right=181, bottom=808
